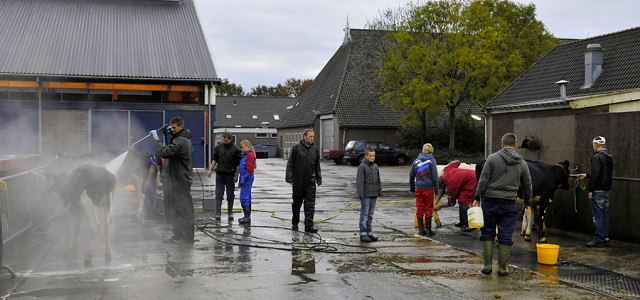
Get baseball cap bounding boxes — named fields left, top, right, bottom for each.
left=592, top=136, right=606, bottom=144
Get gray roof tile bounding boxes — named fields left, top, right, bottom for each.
left=279, top=29, right=404, bottom=128
left=0, top=0, right=217, bottom=81
left=487, top=27, right=640, bottom=109
left=214, top=96, right=297, bottom=128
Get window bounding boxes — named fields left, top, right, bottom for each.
left=225, top=114, right=232, bottom=119
left=271, top=133, right=277, bottom=138
left=256, top=133, right=268, bottom=138
left=379, top=143, right=391, bottom=150
left=273, top=114, right=280, bottom=120
left=252, top=115, right=258, bottom=119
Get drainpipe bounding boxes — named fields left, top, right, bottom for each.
left=37, top=76, right=42, bottom=155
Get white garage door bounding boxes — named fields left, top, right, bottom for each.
left=321, top=117, right=333, bottom=151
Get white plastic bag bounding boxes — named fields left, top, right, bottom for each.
left=467, top=206, right=484, bottom=229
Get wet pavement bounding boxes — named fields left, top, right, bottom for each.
left=1, top=158, right=638, bottom=299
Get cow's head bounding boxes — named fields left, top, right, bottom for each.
left=556, top=160, right=571, bottom=190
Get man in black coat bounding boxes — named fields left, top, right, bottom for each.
left=207, top=132, right=242, bottom=221
left=578, top=136, right=613, bottom=247
left=151, top=116, right=194, bottom=243
left=286, top=129, right=322, bottom=233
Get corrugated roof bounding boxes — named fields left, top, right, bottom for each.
left=0, top=0, right=217, bottom=81
left=214, top=96, right=297, bottom=128
left=487, top=26, right=640, bottom=110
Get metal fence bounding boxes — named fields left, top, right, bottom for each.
left=0, top=165, right=64, bottom=276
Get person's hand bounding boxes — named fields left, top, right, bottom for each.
left=588, top=192, right=593, bottom=199
left=433, top=204, right=442, bottom=211
left=524, top=205, right=530, bottom=215
left=149, top=130, right=158, bottom=139
left=165, top=125, right=172, bottom=134
left=578, top=173, right=586, bottom=180
left=233, top=174, right=238, bottom=183
left=207, top=170, right=212, bottom=178
left=472, top=200, right=479, bottom=207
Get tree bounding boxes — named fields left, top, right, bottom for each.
left=374, top=0, right=558, bottom=150
left=216, top=78, right=245, bottom=96
left=248, top=78, right=313, bottom=97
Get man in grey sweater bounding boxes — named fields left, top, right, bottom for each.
left=473, top=133, right=532, bottom=276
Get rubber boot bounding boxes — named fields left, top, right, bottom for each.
left=239, top=205, right=251, bottom=224
left=498, top=245, right=512, bottom=276
left=417, top=216, right=426, bottom=236
left=227, top=199, right=234, bottom=220
left=481, top=241, right=493, bottom=275
left=215, top=199, right=223, bottom=220
left=425, top=217, right=435, bottom=236
left=238, top=205, right=248, bottom=223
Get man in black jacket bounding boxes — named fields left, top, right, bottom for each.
left=286, top=129, right=322, bottom=233
left=578, top=136, right=613, bottom=247
left=208, top=132, right=242, bottom=221
left=151, top=116, right=194, bottom=243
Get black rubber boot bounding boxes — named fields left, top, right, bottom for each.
left=417, top=216, right=426, bottom=236
left=227, top=199, right=234, bottom=220
left=215, top=199, right=223, bottom=220
left=239, top=205, right=251, bottom=224
left=426, top=217, right=435, bottom=236
left=481, top=241, right=493, bottom=275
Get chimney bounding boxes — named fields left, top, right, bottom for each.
left=582, top=44, right=603, bottom=89
left=555, top=80, right=569, bottom=98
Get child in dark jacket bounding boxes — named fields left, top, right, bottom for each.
left=409, top=143, right=439, bottom=236
left=238, top=140, right=256, bottom=224
left=356, top=148, right=382, bottom=242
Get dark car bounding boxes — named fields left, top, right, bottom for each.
left=343, top=140, right=409, bottom=166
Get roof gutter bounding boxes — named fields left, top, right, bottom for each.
left=0, top=72, right=222, bottom=84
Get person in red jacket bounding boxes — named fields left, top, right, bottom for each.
left=433, top=161, right=477, bottom=231
left=237, top=140, right=256, bottom=224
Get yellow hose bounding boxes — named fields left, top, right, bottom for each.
left=196, top=199, right=417, bottom=224
left=0, top=179, right=7, bottom=193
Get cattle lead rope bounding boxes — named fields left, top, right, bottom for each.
left=573, top=177, right=586, bottom=213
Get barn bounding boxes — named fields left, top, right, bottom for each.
left=0, top=0, right=219, bottom=168
left=484, top=27, right=640, bottom=242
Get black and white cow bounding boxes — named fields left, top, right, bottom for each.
left=519, top=160, right=570, bottom=242
left=55, top=149, right=153, bottom=221
left=475, top=159, right=571, bottom=243
left=49, top=164, right=116, bottom=265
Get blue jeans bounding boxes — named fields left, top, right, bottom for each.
left=458, top=202, right=469, bottom=227
left=359, top=197, right=377, bottom=236
left=480, top=200, right=517, bottom=246
left=591, top=191, right=610, bottom=243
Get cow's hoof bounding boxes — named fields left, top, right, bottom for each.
left=540, top=237, right=547, bottom=243
left=524, top=235, right=531, bottom=241
left=84, top=257, right=93, bottom=267
left=520, top=231, right=526, bottom=236
left=105, top=253, right=112, bottom=264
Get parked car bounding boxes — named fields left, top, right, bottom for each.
left=343, top=140, right=409, bottom=166
left=323, top=149, right=345, bottom=164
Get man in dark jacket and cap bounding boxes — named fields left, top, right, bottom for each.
left=473, top=133, right=532, bottom=276
left=286, top=129, right=322, bottom=233
left=578, top=136, right=613, bottom=247
left=151, top=116, right=194, bottom=243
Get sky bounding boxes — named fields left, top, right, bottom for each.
left=194, top=0, right=640, bottom=91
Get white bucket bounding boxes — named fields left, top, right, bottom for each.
left=467, top=206, right=484, bottom=229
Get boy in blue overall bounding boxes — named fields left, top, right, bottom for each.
left=238, top=140, right=256, bottom=224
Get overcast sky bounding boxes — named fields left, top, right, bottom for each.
left=194, top=0, right=640, bottom=91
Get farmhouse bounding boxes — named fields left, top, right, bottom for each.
left=484, top=27, right=640, bottom=241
